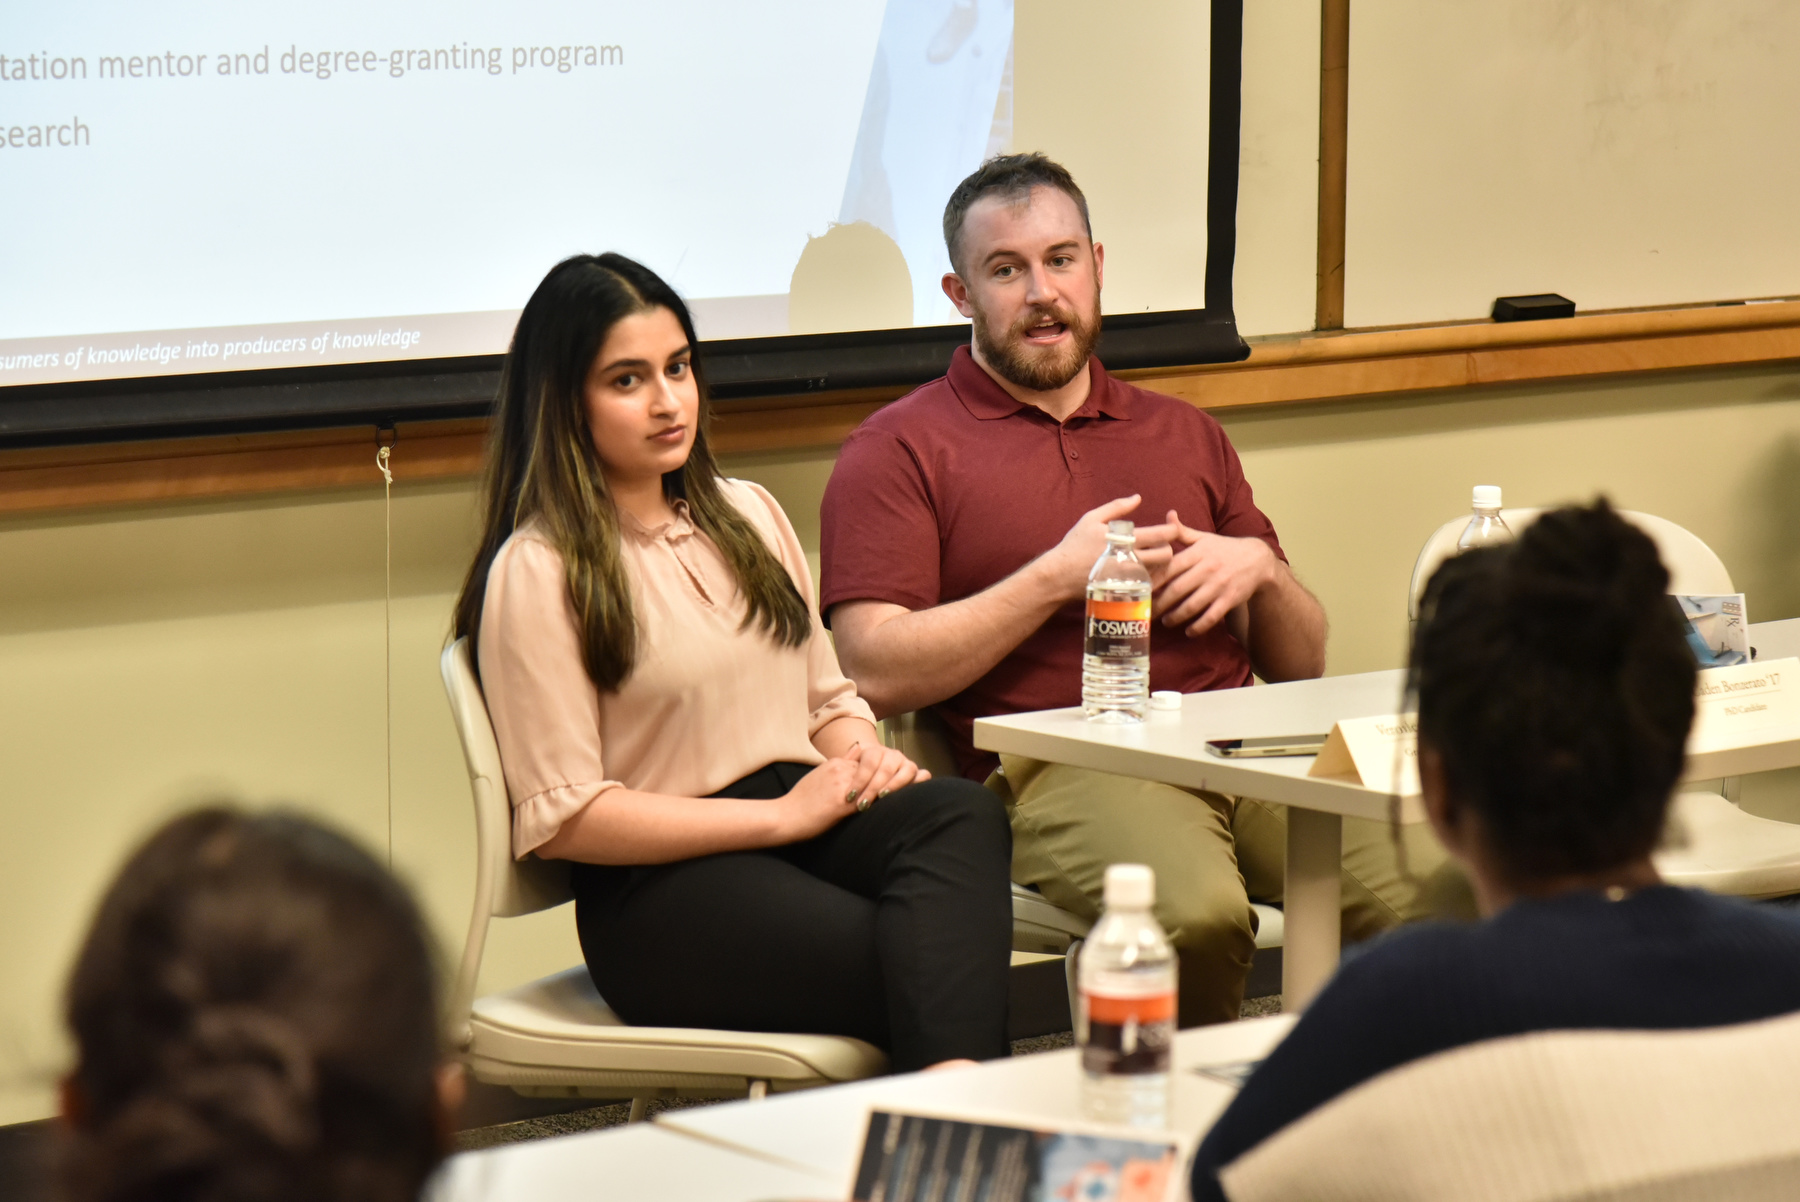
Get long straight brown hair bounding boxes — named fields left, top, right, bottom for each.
left=453, top=253, right=809, bottom=691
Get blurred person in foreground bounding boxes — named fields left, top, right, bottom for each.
left=60, top=807, right=458, bottom=1202
left=1191, top=501, right=1800, bottom=1200
left=821, top=152, right=1458, bottom=1027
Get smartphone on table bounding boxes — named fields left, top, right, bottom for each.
left=1203, top=734, right=1327, bottom=759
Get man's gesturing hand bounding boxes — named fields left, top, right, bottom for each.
left=1153, top=509, right=1281, bottom=637
left=1036, top=496, right=1177, bottom=601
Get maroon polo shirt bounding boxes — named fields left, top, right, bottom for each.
left=819, top=346, right=1287, bottom=780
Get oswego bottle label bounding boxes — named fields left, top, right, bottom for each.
left=1085, top=598, right=1151, bottom=659
left=1078, top=987, right=1174, bottom=1076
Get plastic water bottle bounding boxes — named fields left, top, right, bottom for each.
left=1457, top=484, right=1515, bottom=551
left=1078, top=864, right=1176, bottom=1129
left=1082, top=520, right=1151, bottom=723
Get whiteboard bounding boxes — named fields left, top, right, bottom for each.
left=1345, top=0, right=1800, bottom=329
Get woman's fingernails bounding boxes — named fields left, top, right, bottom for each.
left=879, top=789, right=891, bottom=798
left=846, top=790, right=859, bottom=804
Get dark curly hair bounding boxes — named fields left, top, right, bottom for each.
left=1407, top=499, right=1697, bottom=880
left=62, top=808, right=444, bottom=1202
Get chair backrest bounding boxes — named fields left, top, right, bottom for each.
left=1408, top=507, right=1734, bottom=620
left=441, top=638, right=573, bottom=1047
left=1220, top=1010, right=1800, bottom=1202
left=880, top=708, right=964, bottom=780
left=440, top=638, right=574, bottom=920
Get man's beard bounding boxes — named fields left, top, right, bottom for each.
left=971, top=296, right=1101, bottom=393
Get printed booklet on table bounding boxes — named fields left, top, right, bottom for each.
left=1678, top=594, right=1748, bottom=668
left=850, top=1108, right=1184, bottom=1202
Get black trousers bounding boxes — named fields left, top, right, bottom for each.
left=571, top=764, right=1013, bottom=1072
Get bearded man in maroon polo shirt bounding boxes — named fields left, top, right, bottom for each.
left=819, top=154, right=1455, bottom=1025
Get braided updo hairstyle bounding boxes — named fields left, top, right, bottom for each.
left=62, top=808, right=444, bottom=1202
left=1408, top=499, right=1696, bottom=881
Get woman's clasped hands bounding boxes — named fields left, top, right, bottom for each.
left=782, top=742, right=931, bottom=839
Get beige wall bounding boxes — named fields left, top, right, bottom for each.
left=5, top=360, right=1800, bottom=1123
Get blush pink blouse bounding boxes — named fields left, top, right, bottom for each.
left=478, top=478, right=875, bottom=858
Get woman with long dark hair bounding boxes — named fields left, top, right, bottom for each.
left=1190, top=500, right=1800, bottom=1200
left=61, top=808, right=453, bottom=1202
left=452, top=254, right=1011, bottom=1071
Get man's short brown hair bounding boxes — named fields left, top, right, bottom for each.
left=942, top=152, right=1092, bottom=274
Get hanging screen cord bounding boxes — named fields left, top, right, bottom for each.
left=376, top=429, right=396, bottom=867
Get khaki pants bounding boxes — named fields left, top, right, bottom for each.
left=988, top=754, right=1472, bottom=1027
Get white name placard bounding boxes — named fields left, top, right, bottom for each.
left=1689, top=657, right=1800, bottom=754
left=1308, top=713, right=1421, bottom=795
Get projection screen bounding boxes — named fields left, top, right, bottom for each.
left=0, top=0, right=1243, bottom=438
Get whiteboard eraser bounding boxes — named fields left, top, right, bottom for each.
left=1492, top=293, right=1575, bottom=321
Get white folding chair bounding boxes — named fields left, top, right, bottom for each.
left=1409, top=508, right=1800, bottom=899
left=440, top=639, right=886, bottom=1120
left=1409, top=507, right=1734, bottom=623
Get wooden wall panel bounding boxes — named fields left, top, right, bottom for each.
left=3, top=302, right=1797, bottom=516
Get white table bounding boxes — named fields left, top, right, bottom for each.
left=428, top=1121, right=840, bottom=1202
left=655, top=1015, right=1296, bottom=1192
left=975, top=621, right=1800, bottom=1009
left=429, top=1017, right=1296, bottom=1201
left=976, top=670, right=1420, bottom=1009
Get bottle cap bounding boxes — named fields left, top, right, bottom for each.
left=1472, top=485, right=1502, bottom=509
left=1150, top=690, right=1182, bottom=711
left=1104, top=863, right=1155, bottom=909
left=1106, top=519, right=1135, bottom=542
